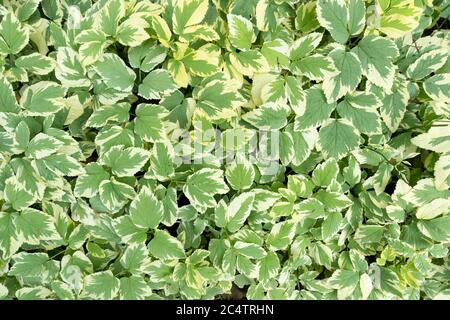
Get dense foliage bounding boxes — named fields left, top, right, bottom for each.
left=0, top=0, right=449, bottom=300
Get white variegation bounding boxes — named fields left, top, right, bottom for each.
left=75, top=29, right=108, bottom=65
left=183, top=168, right=229, bottom=212
left=83, top=271, right=120, bottom=300
left=15, top=53, right=55, bottom=75
left=289, top=32, right=323, bottom=60
left=411, top=122, right=450, bottom=153
left=352, top=35, right=398, bottom=93
left=424, top=73, right=450, bottom=103
left=172, top=0, right=209, bottom=35
left=434, top=153, right=450, bottom=190
left=15, top=286, right=52, bottom=300
left=148, top=230, right=185, bottom=260
left=227, top=14, right=256, bottom=50
left=94, top=53, right=136, bottom=92
left=116, top=17, right=150, bottom=47
left=416, top=198, right=450, bottom=220
left=406, top=49, right=448, bottom=81
left=55, top=47, right=90, bottom=88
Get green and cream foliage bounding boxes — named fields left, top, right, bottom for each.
left=0, top=0, right=449, bottom=300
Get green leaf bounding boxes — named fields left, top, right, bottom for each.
left=74, top=163, right=110, bottom=198
left=295, top=1, right=320, bottom=33
left=255, top=0, right=277, bottom=32
left=227, top=14, right=256, bottom=50
left=261, top=39, right=289, bottom=68
left=289, top=32, right=322, bottom=60
left=82, top=271, right=120, bottom=300
left=85, top=102, right=130, bottom=128
left=416, top=198, right=450, bottom=220
left=329, top=269, right=360, bottom=299
left=263, top=76, right=290, bottom=105
left=309, top=242, right=333, bottom=268
left=417, top=216, right=450, bottom=242
left=94, top=53, right=136, bottom=92
left=316, top=0, right=350, bottom=43
left=4, top=176, right=35, bottom=210
left=312, top=158, right=339, bottom=187
left=120, top=243, right=150, bottom=274
left=75, top=29, right=108, bottom=65
left=225, top=156, right=255, bottom=191
left=149, top=142, right=175, bottom=181
left=134, top=104, right=168, bottom=142
left=99, top=145, right=150, bottom=177
left=266, top=220, right=296, bottom=251
left=52, top=281, right=75, bottom=300
left=291, top=54, right=338, bottom=81
left=411, top=121, right=450, bottom=153
left=0, top=12, right=29, bottom=54
left=98, top=179, right=136, bottom=211
left=317, top=119, right=360, bottom=159
left=119, top=276, right=151, bottom=300
left=128, top=41, right=167, bottom=72
left=376, top=0, right=423, bottom=38
left=315, top=190, right=352, bottom=211
left=20, top=81, right=66, bottom=116
left=229, top=50, right=270, bottom=76
left=129, top=187, right=163, bottom=230
left=151, top=15, right=172, bottom=47
left=179, top=24, right=219, bottom=43
left=377, top=75, right=410, bottom=133
left=16, top=0, right=41, bottom=22
left=9, top=252, right=49, bottom=278
left=25, top=133, right=63, bottom=159
left=294, top=87, right=336, bottom=131
left=354, top=225, right=385, bottom=244
left=0, top=284, right=8, bottom=299
left=337, top=92, right=382, bottom=135
left=216, top=192, right=254, bottom=233
left=14, top=121, right=30, bottom=152
left=347, top=0, right=365, bottom=36
left=352, top=35, right=399, bottom=92
left=423, top=73, right=450, bottom=103
left=370, top=162, right=394, bottom=195
left=316, top=0, right=365, bottom=44
left=138, top=70, right=178, bottom=99
left=234, top=241, right=266, bottom=259
left=321, top=212, right=343, bottom=241
left=94, top=0, right=125, bottom=37
left=15, top=53, right=55, bottom=75
left=15, top=208, right=60, bottom=244
left=323, top=48, right=362, bottom=103
left=434, top=153, right=450, bottom=190
left=0, top=76, right=20, bottom=113
left=403, top=178, right=450, bottom=207
left=172, top=0, right=209, bottom=35
left=113, top=216, right=147, bottom=244
left=242, top=102, right=289, bottom=130
left=285, top=76, right=306, bottom=113
left=194, top=76, right=245, bottom=121
left=406, top=49, right=448, bottom=81
left=252, top=188, right=281, bottom=211
left=15, top=287, right=52, bottom=300
left=55, top=47, right=90, bottom=87
left=258, top=252, right=280, bottom=283
left=0, top=212, right=21, bottom=259
left=148, top=230, right=185, bottom=261
left=116, top=18, right=150, bottom=47
left=288, top=175, right=315, bottom=198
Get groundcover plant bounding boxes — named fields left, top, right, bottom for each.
left=0, top=0, right=449, bottom=300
